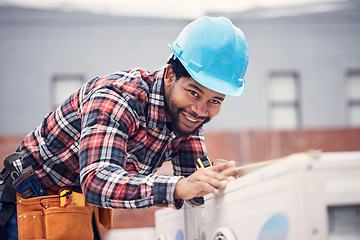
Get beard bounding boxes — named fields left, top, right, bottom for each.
left=165, top=88, right=211, bottom=137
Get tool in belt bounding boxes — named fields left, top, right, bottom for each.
left=4, top=152, right=48, bottom=199
left=0, top=153, right=28, bottom=238
left=1, top=153, right=113, bottom=240
left=0, top=152, right=49, bottom=237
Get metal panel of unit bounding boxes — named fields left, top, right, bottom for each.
left=203, top=151, right=360, bottom=240
left=155, top=207, right=186, bottom=240
left=155, top=202, right=205, bottom=240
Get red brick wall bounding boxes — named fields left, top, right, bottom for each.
left=1, top=127, right=360, bottom=234
left=204, top=128, right=360, bottom=166
left=0, top=135, right=24, bottom=169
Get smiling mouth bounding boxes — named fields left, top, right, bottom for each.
left=184, top=114, right=199, bottom=123
left=182, top=112, right=204, bottom=129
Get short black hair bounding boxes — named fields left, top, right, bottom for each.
left=167, top=55, right=191, bottom=80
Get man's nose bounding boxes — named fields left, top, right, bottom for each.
left=190, top=101, right=208, bottom=118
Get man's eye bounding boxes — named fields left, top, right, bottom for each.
left=189, top=90, right=199, bottom=98
left=210, top=99, right=221, bottom=105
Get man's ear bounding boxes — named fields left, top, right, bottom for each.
left=164, top=64, right=176, bottom=87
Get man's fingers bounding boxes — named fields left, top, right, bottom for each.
left=197, top=181, right=220, bottom=195
left=211, top=160, right=236, bottom=173
left=212, top=158, right=228, bottom=166
left=222, top=168, right=239, bottom=178
left=211, top=159, right=240, bottom=179
left=175, top=161, right=238, bottom=200
left=195, top=168, right=232, bottom=189
left=184, top=177, right=221, bottom=198
left=197, top=168, right=228, bottom=182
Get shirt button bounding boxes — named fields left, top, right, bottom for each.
left=162, top=199, right=167, bottom=204
left=135, top=202, right=139, bottom=207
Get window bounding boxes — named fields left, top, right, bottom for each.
left=328, top=205, right=360, bottom=239
left=346, top=70, right=360, bottom=127
left=52, top=74, right=84, bottom=109
left=268, top=72, right=300, bottom=129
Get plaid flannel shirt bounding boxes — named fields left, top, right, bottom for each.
left=17, top=67, right=206, bottom=209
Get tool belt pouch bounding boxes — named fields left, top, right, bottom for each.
left=16, top=193, right=93, bottom=240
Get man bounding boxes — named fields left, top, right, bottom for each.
left=0, top=16, right=248, bottom=239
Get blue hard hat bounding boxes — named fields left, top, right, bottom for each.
left=168, top=16, right=249, bottom=97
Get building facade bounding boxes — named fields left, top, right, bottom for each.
left=1, top=0, right=360, bottom=231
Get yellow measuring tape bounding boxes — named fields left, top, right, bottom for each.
left=222, top=158, right=282, bottom=174
left=221, top=149, right=319, bottom=174
left=221, top=149, right=321, bottom=173
left=198, top=152, right=316, bottom=174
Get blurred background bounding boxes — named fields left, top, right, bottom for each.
left=0, top=0, right=360, bottom=238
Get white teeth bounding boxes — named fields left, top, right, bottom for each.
left=185, top=114, right=197, bottom=122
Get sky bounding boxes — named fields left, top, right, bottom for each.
left=0, top=0, right=344, bottom=19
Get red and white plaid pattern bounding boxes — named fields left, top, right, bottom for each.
left=17, top=67, right=206, bottom=209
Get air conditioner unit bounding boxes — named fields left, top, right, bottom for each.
left=204, top=151, right=360, bottom=240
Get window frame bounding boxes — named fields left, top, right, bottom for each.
left=267, top=71, right=301, bottom=129
left=51, top=73, right=84, bottom=110
left=346, top=69, right=360, bottom=127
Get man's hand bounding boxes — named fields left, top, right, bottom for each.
left=212, top=159, right=240, bottom=179
left=174, top=160, right=236, bottom=200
